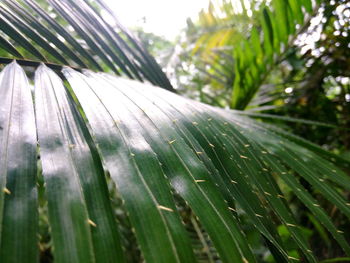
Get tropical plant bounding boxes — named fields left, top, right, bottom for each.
left=0, top=0, right=349, bottom=263
left=175, top=0, right=350, bottom=154
left=264, top=0, right=350, bottom=150
left=175, top=0, right=332, bottom=109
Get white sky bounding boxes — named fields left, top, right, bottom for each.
left=104, top=0, right=210, bottom=40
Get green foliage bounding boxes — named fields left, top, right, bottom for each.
left=0, top=0, right=173, bottom=90
left=176, top=0, right=349, bottom=153
left=244, top=0, right=350, bottom=157
left=0, top=0, right=350, bottom=262
left=172, top=0, right=257, bottom=107
left=230, top=0, right=320, bottom=109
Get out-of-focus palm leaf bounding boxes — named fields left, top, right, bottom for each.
left=231, top=0, right=319, bottom=109
left=179, top=0, right=321, bottom=109
left=0, top=0, right=173, bottom=90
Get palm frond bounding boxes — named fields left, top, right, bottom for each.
left=0, top=0, right=173, bottom=90
left=0, top=61, right=349, bottom=262
left=179, top=0, right=322, bottom=109
left=0, top=1, right=349, bottom=262
left=231, top=0, right=318, bottom=109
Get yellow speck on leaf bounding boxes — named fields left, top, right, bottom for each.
left=169, top=139, right=176, bottom=144
left=158, top=205, right=174, bottom=212
left=88, top=219, right=97, bottom=227
left=195, top=180, right=206, bottom=183
left=3, top=188, right=11, bottom=195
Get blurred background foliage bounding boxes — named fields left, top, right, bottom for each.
left=135, top=0, right=350, bottom=261
left=140, top=0, right=350, bottom=154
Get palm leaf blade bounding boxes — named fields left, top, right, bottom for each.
left=2, top=0, right=87, bottom=67
left=35, top=65, right=96, bottom=263
left=0, top=62, right=38, bottom=262
left=62, top=68, right=197, bottom=263
left=96, top=75, right=257, bottom=263
left=0, top=16, right=46, bottom=61
left=0, top=34, right=22, bottom=58
left=35, top=64, right=126, bottom=263
left=0, top=60, right=348, bottom=261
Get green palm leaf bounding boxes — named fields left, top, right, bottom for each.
left=231, top=0, right=319, bottom=109
left=0, top=1, right=349, bottom=262
left=0, top=0, right=173, bottom=90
